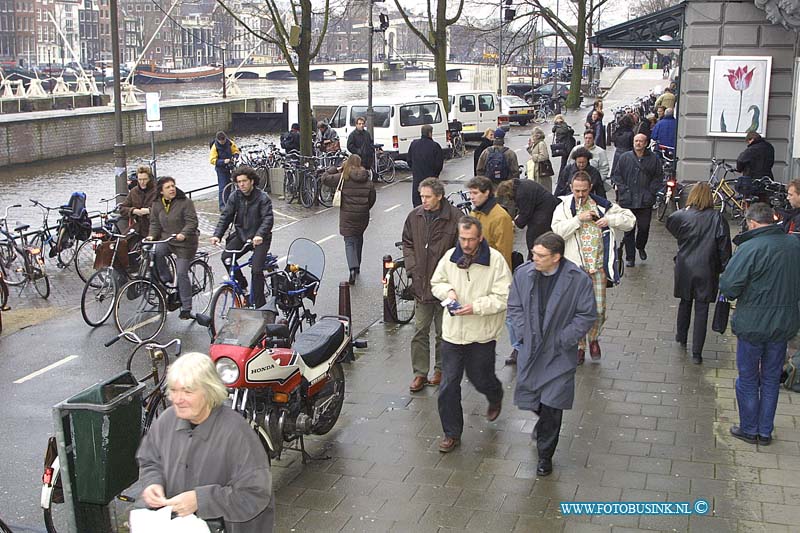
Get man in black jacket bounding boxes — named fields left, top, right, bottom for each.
left=211, top=166, right=275, bottom=308
left=408, top=125, right=444, bottom=207
left=611, top=133, right=664, bottom=267
left=347, top=116, right=375, bottom=177
left=554, top=147, right=606, bottom=199
left=736, top=132, right=775, bottom=179
left=778, top=178, right=800, bottom=236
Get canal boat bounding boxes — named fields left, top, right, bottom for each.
left=134, top=65, right=224, bottom=85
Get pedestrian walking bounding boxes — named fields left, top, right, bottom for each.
left=611, top=133, right=664, bottom=267
left=720, top=203, right=800, bottom=445
left=211, top=166, right=275, bottom=308
left=777, top=178, right=800, bottom=235
left=346, top=116, right=375, bottom=176
left=467, top=176, right=513, bottom=269
left=402, top=177, right=460, bottom=392
left=551, top=115, right=575, bottom=175
left=551, top=172, right=634, bottom=364
left=137, top=352, right=274, bottom=532
left=666, top=183, right=732, bottom=364
left=148, top=177, right=199, bottom=320
left=586, top=109, right=606, bottom=149
left=610, top=114, right=634, bottom=174
left=495, top=178, right=559, bottom=255
left=209, top=131, right=240, bottom=210
left=321, top=154, right=376, bottom=285
left=651, top=108, right=677, bottom=149
left=526, top=127, right=552, bottom=192
left=508, top=232, right=596, bottom=476
left=473, top=128, right=494, bottom=175
left=569, top=130, right=609, bottom=182
left=476, top=128, right=520, bottom=182
left=407, top=124, right=444, bottom=207
left=736, top=132, right=775, bottom=180
left=554, top=147, right=606, bottom=199
left=632, top=112, right=651, bottom=143
left=118, top=164, right=158, bottom=245
left=430, top=216, right=511, bottom=453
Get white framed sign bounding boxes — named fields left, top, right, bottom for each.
left=145, top=92, right=160, bottom=122
left=706, top=55, right=772, bottom=137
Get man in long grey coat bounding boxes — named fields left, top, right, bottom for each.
left=508, top=232, right=596, bottom=476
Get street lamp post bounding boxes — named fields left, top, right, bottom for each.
left=552, top=0, right=558, bottom=108
left=497, top=0, right=502, bottom=97
left=110, top=0, right=127, bottom=196
left=367, top=0, right=374, bottom=136
left=221, top=44, right=227, bottom=99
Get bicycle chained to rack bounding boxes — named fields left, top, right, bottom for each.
left=0, top=204, right=50, bottom=298
left=29, top=193, right=92, bottom=270
left=40, top=332, right=182, bottom=533
left=74, top=193, right=133, bottom=283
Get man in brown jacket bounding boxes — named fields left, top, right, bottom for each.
left=402, top=177, right=460, bottom=392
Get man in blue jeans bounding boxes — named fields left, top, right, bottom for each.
left=720, top=203, right=800, bottom=445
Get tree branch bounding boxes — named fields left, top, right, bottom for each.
left=393, top=0, right=435, bottom=53
left=445, top=0, right=465, bottom=26
left=310, top=0, right=330, bottom=59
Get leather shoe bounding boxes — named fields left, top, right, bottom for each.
left=758, top=435, right=772, bottom=446
left=675, top=335, right=687, bottom=348
left=577, top=348, right=585, bottom=366
left=179, top=310, right=193, bottom=321
left=409, top=375, right=428, bottom=393
left=589, top=340, right=601, bottom=360
left=625, top=260, right=635, bottom=268
left=429, top=370, right=442, bottom=386
left=348, top=269, right=356, bottom=285
left=486, top=402, right=502, bottom=422
left=505, top=349, right=518, bottom=365
left=438, top=436, right=460, bottom=453
left=536, top=458, right=553, bottom=476
left=730, top=425, right=757, bottom=445
left=638, top=248, right=648, bottom=260
left=692, top=353, right=703, bottom=364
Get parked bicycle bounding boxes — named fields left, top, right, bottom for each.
left=0, top=267, right=8, bottom=336
left=382, top=242, right=415, bottom=324
left=73, top=194, right=129, bottom=283
left=113, top=236, right=213, bottom=342
left=40, top=333, right=181, bottom=533
left=0, top=516, right=11, bottom=533
left=447, top=121, right=466, bottom=159
left=372, top=144, right=396, bottom=183
left=29, top=193, right=92, bottom=269
left=707, top=157, right=745, bottom=218
left=446, top=190, right=473, bottom=216
left=533, top=95, right=559, bottom=124
left=652, top=144, right=683, bottom=221
left=0, top=204, right=50, bottom=298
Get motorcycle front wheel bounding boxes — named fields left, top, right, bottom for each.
left=312, top=362, right=345, bottom=435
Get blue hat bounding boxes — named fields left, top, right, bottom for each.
left=494, top=128, right=506, bottom=139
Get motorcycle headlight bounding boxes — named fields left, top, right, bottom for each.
left=215, top=357, right=240, bottom=385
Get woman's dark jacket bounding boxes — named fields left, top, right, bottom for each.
left=148, top=188, right=199, bottom=260
left=666, top=208, right=732, bottom=302
left=552, top=122, right=576, bottom=153
left=474, top=136, right=493, bottom=175
left=634, top=119, right=651, bottom=142
left=322, top=167, right=376, bottom=237
left=118, top=181, right=158, bottom=237
left=512, top=179, right=560, bottom=249
left=554, top=163, right=606, bottom=199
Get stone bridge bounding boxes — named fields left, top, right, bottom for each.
left=227, top=61, right=492, bottom=82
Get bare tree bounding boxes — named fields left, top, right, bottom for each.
left=393, top=0, right=465, bottom=113
left=215, top=0, right=332, bottom=156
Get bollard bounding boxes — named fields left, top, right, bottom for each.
left=382, top=254, right=395, bottom=323
left=338, top=281, right=355, bottom=362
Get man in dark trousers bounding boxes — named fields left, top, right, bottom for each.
left=721, top=203, right=800, bottom=446
left=736, top=131, right=775, bottom=179
left=347, top=116, right=375, bottom=177
left=402, top=177, right=460, bottom=392
left=211, top=166, right=274, bottom=309
left=611, top=133, right=664, bottom=267
left=407, top=125, right=444, bottom=207
left=508, top=232, right=596, bottom=476
left=209, top=131, right=240, bottom=210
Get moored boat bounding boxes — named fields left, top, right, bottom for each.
left=134, top=65, right=223, bottom=84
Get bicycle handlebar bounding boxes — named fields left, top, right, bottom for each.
left=30, top=199, right=59, bottom=211
left=214, top=239, right=252, bottom=255
left=141, top=235, right=176, bottom=247
left=99, top=193, right=127, bottom=204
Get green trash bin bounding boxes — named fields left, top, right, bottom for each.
left=59, top=371, right=145, bottom=505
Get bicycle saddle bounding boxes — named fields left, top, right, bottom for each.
left=14, top=224, right=29, bottom=233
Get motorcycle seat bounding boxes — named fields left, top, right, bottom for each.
left=294, top=318, right=345, bottom=368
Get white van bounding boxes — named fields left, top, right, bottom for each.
left=328, top=97, right=448, bottom=160
left=446, top=92, right=508, bottom=140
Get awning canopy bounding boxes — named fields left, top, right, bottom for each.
left=590, top=3, right=685, bottom=50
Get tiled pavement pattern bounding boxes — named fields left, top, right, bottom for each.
left=268, top=219, right=800, bottom=532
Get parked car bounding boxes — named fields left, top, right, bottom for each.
left=507, top=83, right=535, bottom=99
left=500, top=96, right=535, bottom=126
left=524, top=82, right=579, bottom=104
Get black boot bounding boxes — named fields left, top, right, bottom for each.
left=535, top=404, right=563, bottom=477
left=348, top=269, right=356, bottom=285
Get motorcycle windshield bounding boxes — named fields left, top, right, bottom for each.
left=286, top=237, right=325, bottom=283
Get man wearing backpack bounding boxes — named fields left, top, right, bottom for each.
left=280, top=123, right=301, bottom=153
left=476, top=128, right=519, bottom=182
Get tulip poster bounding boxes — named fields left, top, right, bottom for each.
left=707, top=56, right=772, bottom=137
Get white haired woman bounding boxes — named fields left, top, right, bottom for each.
left=136, top=352, right=274, bottom=533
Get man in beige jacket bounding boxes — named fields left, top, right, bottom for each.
left=430, top=216, right=512, bottom=453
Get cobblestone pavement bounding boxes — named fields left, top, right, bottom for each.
left=267, top=216, right=800, bottom=532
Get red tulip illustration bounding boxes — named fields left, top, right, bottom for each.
left=724, top=66, right=755, bottom=132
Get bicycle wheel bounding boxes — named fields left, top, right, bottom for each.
left=221, top=181, right=236, bottom=208
left=81, top=267, right=118, bottom=327
left=713, top=190, right=725, bottom=214
left=284, top=169, right=298, bottom=203
left=31, top=258, right=50, bottom=299
left=655, top=197, right=668, bottom=221
left=143, top=388, right=168, bottom=434
left=390, top=265, right=415, bottom=324
left=56, top=226, right=77, bottom=268
left=377, top=152, right=396, bottom=183
left=189, top=259, right=214, bottom=314
left=209, top=284, right=244, bottom=337
left=256, top=166, right=270, bottom=193
left=0, top=275, right=7, bottom=310
left=318, top=177, right=335, bottom=208
left=74, top=238, right=98, bottom=283
left=534, top=109, right=546, bottom=124
left=126, top=342, right=168, bottom=396
left=300, top=171, right=317, bottom=208
left=0, top=516, right=11, bottom=533
left=43, top=462, right=66, bottom=533
left=0, top=242, right=25, bottom=286
left=114, top=280, right=166, bottom=342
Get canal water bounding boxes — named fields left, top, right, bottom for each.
left=0, top=71, right=473, bottom=225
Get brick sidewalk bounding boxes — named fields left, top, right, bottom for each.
left=266, top=212, right=800, bottom=532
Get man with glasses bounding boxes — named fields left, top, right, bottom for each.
left=211, top=166, right=274, bottom=309
left=430, top=216, right=511, bottom=453
left=508, top=232, right=596, bottom=476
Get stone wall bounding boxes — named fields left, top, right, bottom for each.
left=0, top=97, right=275, bottom=167
left=678, top=0, right=800, bottom=182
